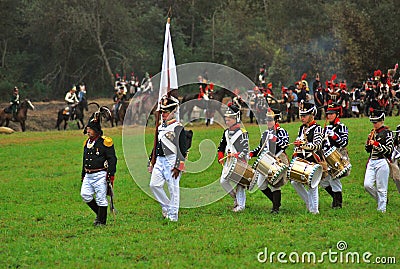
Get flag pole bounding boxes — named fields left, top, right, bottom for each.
left=151, top=15, right=172, bottom=167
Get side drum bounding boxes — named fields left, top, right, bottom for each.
left=252, top=150, right=288, bottom=188
left=324, top=147, right=352, bottom=179
left=222, top=157, right=256, bottom=189
left=287, top=157, right=322, bottom=188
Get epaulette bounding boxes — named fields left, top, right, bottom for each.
left=83, top=138, right=89, bottom=147
left=102, top=136, right=114, bottom=147
left=241, top=128, right=247, bottom=133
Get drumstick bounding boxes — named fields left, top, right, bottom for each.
left=219, top=155, right=230, bottom=164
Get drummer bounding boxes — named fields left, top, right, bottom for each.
left=320, top=102, right=349, bottom=209
left=291, top=101, right=324, bottom=214
left=249, top=108, right=289, bottom=214
left=217, top=102, right=250, bottom=212
left=364, top=101, right=393, bottom=213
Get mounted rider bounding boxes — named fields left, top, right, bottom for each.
left=64, top=85, right=79, bottom=119
left=78, top=82, right=87, bottom=102
left=138, top=72, right=153, bottom=95
left=8, top=86, right=20, bottom=120
left=112, top=86, right=127, bottom=116
left=197, top=76, right=214, bottom=101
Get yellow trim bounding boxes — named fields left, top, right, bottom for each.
left=83, top=138, right=89, bottom=147
left=102, top=136, right=114, bottom=147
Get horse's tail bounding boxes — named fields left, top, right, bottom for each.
left=88, top=102, right=100, bottom=108
left=99, top=106, right=112, bottom=121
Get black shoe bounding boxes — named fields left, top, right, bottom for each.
left=270, top=208, right=279, bottom=214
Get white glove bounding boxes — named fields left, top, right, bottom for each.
left=325, top=129, right=335, bottom=137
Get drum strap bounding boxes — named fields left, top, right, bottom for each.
left=225, top=130, right=243, bottom=153
left=160, top=134, right=177, bottom=155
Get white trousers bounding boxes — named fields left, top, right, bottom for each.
left=81, top=171, right=108, bottom=206
left=364, top=159, right=389, bottom=212
left=320, top=174, right=342, bottom=192
left=150, top=156, right=181, bottom=221
left=291, top=181, right=319, bottom=213
left=220, top=168, right=246, bottom=209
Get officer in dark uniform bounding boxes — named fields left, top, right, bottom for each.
left=80, top=111, right=117, bottom=226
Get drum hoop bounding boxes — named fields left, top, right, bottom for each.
left=270, top=165, right=288, bottom=183
left=308, top=163, right=322, bottom=188
left=332, top=163, right=352, bottom=179
left=223, top=157, right=237, bottom=179
left=288, top=157, right=322, bottom=187
left=253, top=149, right=270, bottom=169
left=324, top=146, right=337, bottom=158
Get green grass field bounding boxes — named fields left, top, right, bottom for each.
left=1, top=116, right=399, bottom=268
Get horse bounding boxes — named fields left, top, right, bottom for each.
left=0, top=99, right=35, bottom=132
left=55, top=100, right=87, bottom=130
left=180, top=88, right=234, bottom=124
left=111, top=100, right=129, bottom=126
left=127, top=91, right=158, bottom=125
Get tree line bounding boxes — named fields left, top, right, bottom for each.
left=0, top=0, right=399, bottom=101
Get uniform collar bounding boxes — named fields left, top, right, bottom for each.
left=228, top=123, right=241, bottom=131
left=375, top=125, right=387, bottom=133
left=88, top=135, right=100, bottom=143
left=306, top=120, right=316, bottom=127
left=162, top=119, right=177, bottom=126
left=268, top=123, right=279, bottom=130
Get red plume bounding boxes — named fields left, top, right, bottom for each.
left=209, top=82, right=214, bottom=90
left=331, top=74, right=337, bottom=82
left=267, top=82, right=273, bottom=89
left=395, top=63, right=398, bottom=70
left=301, top=73, right=307, bottom=81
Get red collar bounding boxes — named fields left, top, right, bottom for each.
left=307, top=120, right=316, bottom=127
left=229, top=123, right=241, bottom=131
left=375, top=126, right=387, bottom=133
left=89, top=135, right=100, bottom=143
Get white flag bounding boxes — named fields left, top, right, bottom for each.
left=158, top=19, right=178, bottom=110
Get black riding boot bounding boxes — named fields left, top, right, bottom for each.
left=87, top=199, right=99, bottom=224
left=261, top=187, right=273, bottom=202
left=95, top=206, right=108, bottom=226
left=271, top=190, right=281, bottom=214
left=333, top=192, right=342, bottom=209
left=325, top=186, right=335, bottom=208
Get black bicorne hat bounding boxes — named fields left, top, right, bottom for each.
left=83, top=105, right=112, bottom=135
left=85, top=114, right=102, bottom=135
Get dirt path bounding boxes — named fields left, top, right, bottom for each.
left=0, top=98, right=115, bottom=132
